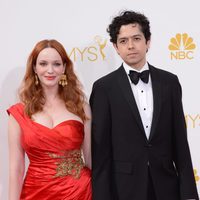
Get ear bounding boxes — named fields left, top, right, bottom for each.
left=113, top=43, right=120, bottom=55
left=33, top=65, right=37, bottom=73
left=63, top=63, right=66, bottom=73
left=146, top=39, right=151, bottom=49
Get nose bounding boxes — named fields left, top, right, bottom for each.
left=128, top=39, right=134, bottom=49
left=47, top=65, right=54, bottom=74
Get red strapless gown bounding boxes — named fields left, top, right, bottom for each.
left=8, top=103, right=92, bottom=200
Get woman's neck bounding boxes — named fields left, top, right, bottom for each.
left=43, top=86, right=60, bottom=106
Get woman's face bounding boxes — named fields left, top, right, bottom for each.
left=34, top=47, right=65, bottom=89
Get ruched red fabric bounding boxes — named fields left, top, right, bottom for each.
left=8, top=103, right=92, bottom=200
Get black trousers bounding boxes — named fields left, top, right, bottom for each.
left=147, top=167, right=157, bottom=200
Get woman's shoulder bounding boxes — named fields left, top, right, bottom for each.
left=7, top=102, right=25, bottom=115
left=7, top=102, right=29, bottom=131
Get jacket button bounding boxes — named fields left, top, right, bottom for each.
left=145, top=144, right=152, bottom=148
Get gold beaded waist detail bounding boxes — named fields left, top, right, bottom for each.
left=47, top=149, right=84, bottom=179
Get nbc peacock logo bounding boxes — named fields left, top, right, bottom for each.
left=168, top=33, right=196, bottom=60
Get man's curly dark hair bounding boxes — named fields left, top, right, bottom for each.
left=107, top=10, right=151, bottom=44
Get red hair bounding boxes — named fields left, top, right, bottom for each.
left=19, top=39, right=87, bottom=121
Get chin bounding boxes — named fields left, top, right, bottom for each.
left=41, top=83, right=59, bottom=88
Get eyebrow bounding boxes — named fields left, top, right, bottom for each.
left=118, top=34, right=143, bottom=40
left=38, top=59, right=62, bottom=62
left=53, top=60, right=62, bottom=62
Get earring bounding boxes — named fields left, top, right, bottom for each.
left=59, top=74, right=68, bottom=87
left=35, top=74, right=39, bottom=85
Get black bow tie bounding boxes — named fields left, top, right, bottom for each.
left=129, top=70, right=150, bottom=85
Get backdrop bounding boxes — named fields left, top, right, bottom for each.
left=0, top=0, right=199, bottom=199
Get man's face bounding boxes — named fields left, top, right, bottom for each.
left=114, top=23, right=150, bottom=70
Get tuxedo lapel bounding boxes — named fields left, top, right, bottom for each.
left=117, top=66, right=146, bottom=138
left=148, top=65, right=162, bottom=141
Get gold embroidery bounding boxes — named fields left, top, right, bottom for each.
left=47, top=149, right=84, bottom=179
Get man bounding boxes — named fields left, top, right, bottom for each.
left=90, top=10, right=199, bottom=200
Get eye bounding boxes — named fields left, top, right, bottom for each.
left=39, top=62, right=47, bottom=66
left=119, top=39, right=127, bottom=44
left=54, top=62, right=62, bottom=67
left=134, top=37, right=141, bottom=41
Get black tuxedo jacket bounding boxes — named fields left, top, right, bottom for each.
left=90, top=64, right=199, bottom=200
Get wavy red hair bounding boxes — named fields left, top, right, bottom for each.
left=19, top=39, right=87, bottom=121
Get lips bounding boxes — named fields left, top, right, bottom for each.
left=128, top=53, right=138, bottom=56
left=45, top=76, right=56, bottom=80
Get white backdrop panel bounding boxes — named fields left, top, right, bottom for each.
left=0, top=0, right=200, bottom=199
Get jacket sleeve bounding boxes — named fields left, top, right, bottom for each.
left=172, top=76, right=199, bottom=200
left=90, top=81, right=113, bottom=200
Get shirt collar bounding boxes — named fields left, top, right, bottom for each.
left=123, top=62, right=149, bottom=75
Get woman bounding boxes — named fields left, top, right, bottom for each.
left=7, top=39, right=92, bottom=200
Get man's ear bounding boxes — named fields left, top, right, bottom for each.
left=147, top=38, right=151, bottom=48
left=113, top=43, right=117, bottom=50
left=113, top=43, right=120, bottom=55
left=146, top=39, right=151, bottom=53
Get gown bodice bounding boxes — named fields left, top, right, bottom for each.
left=8, top=103, right=91, bottom=200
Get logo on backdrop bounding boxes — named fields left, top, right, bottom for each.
left=185, top=114, right=200, bottom=129
left=68, top=36, right=107, bottom=62
left=194, top=169, right=199, bottom=182
left=168, top=33, right=196, bottom=60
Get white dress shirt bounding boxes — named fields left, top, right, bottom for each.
left=123, top=62, right=153, bottom=139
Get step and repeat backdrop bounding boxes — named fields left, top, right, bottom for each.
left=0, top=0, right=199, bottom=199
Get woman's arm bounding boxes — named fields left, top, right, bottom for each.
left=82, top=102, right=92, bottom=169
left=8, top=115, right=25, bottom=200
